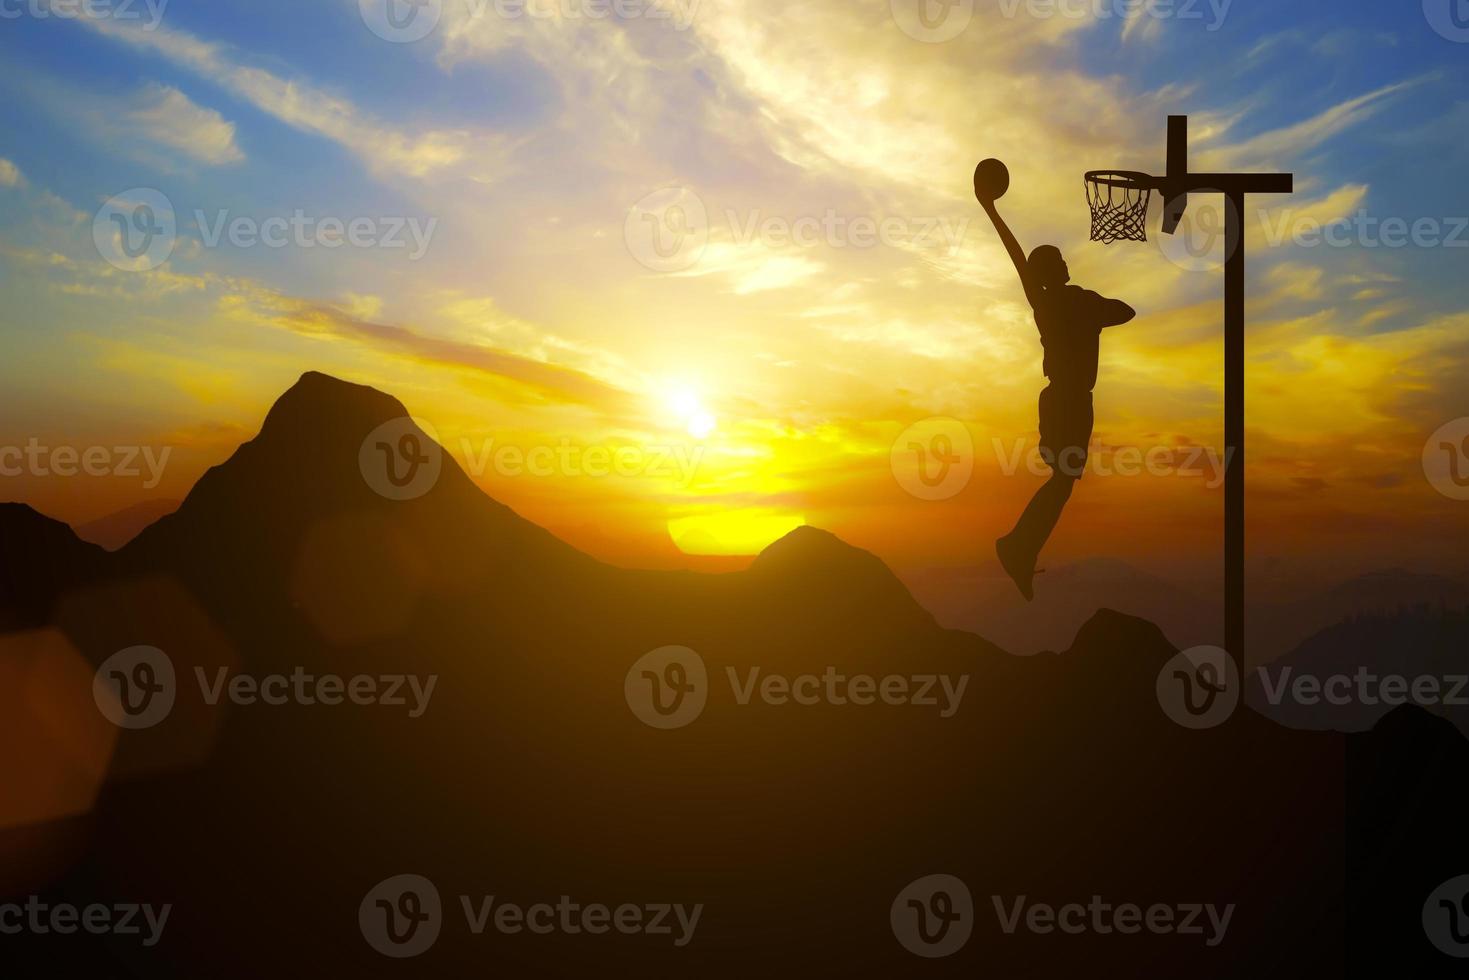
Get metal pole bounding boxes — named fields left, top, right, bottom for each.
left=1224, top=190, right=1245, bottom=682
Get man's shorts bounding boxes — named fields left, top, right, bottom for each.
left=1038, top=385, right=1094, bottom=479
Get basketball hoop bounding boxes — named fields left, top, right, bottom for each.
left=1084, top=171, right=1153, bottom=244
left=1080, top=114, right=1296, bottom=688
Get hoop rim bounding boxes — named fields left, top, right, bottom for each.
left=1084, top=170, right=1160, bottom=190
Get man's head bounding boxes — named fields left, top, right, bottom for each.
left=1027, top=245, right=1069, bottom=288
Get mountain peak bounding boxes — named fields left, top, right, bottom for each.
left=120, top=371, right=446, bottom=568
left=750, top=526, right=902, bottom=583
left=1067, top=607, right=1175, bottom=664
left=119, top=370, right=591, bottom=602
left=260, top=372, right=411, bottom=438
left=141, top=370, right=434, bottom=536
left=748, top=526, right=935, bottom=632
left=0, top=503, right=107, bottom=629
left=751, top=525, right=850, bottom=566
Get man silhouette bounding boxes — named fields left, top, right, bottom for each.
left=977, top=186, right=1135, bottom=600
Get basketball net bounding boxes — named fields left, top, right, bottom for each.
left=1085, top=172, right=1152, bottom=244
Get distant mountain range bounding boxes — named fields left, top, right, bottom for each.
left=923, top=558, right=1468, bottom=665
left=1, top=372, right=1465, bottom=976
left=74, top=498, right=180, bottom=552
left=1249, top=605, right=1469, bottom=737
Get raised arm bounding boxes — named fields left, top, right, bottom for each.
left=979, top=200, right=1042, bottom=308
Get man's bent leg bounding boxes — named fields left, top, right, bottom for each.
left=997, top=472, right=1077, bottom=601
left=998, top=386, right=1091, bottom=600
left=1015, top=471, right=1076, bottom=551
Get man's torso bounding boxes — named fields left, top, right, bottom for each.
left=1034, top=284, right=1104, bottom=391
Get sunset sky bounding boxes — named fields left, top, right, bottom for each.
left=1, top=0, right=1466, bottom=616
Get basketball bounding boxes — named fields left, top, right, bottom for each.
left=974, top=158, right=1010, bottom=202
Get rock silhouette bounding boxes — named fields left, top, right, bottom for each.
left=1, top=373, right=1464, bottom=977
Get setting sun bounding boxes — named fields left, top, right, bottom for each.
left=668, top=511, right=808, bottom=556
left=664, top=385, right=718, bottom=440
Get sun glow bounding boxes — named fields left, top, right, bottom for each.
left=663, top=384, right=718, bottom=440
left=667, top=511, right=808, bottom=556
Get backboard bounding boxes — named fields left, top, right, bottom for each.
left=1161, top=115, right=1189, bottom=235
left=1085, top=115, right=1290, bottom=244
